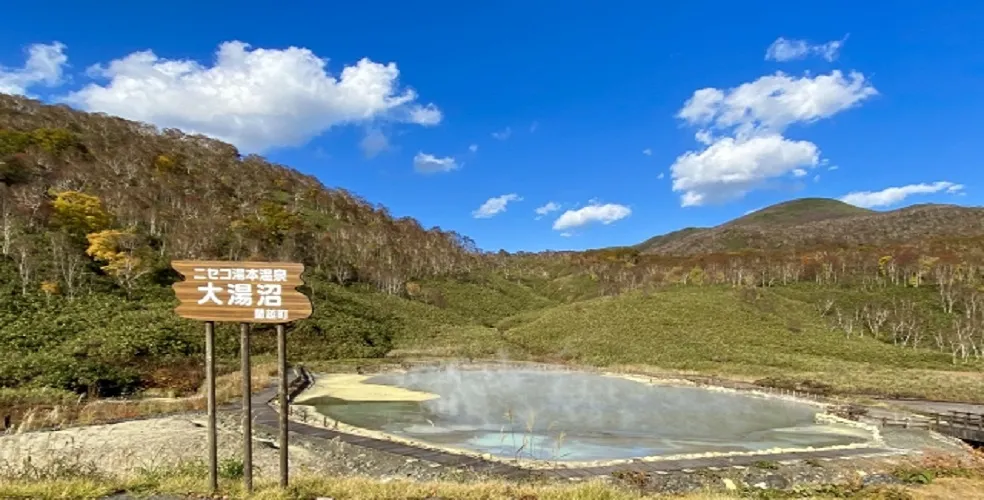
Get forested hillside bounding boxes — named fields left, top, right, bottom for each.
left=1, top=94, right=983, bottom=405
left=0, top=93, right=489, bottom=396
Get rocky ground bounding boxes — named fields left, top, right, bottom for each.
left=0, top=410, right=487, bottom=484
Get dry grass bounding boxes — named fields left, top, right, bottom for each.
left=893, top=449, right=984, bottom=481
left=908, top=477, right=984, bottom=499
left=0, top=473, right=726, bottom=500
left=2, top=471, right=984, bottom=500
left=1, top=363, right=278, bottom=433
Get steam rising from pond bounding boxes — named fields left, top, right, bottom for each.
left=306, top=366, right=873, bottom=461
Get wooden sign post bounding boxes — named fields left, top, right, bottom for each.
left=171, top=261, right=313, bottom=494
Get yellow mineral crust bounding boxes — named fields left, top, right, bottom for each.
left=291, top=373, right=439, bottom=403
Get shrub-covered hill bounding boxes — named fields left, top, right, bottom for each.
left=636, top=198, right=984, bottom=256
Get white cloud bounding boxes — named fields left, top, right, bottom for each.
left=840, top=182, right=965, bottom=208
left=473, top=194, right=522, bottom=218
left=642, top=148, right=652, bottom=156
left=678, top=70, right=877, bottom=136
left=468, top=144, right=478, bottom=153
left=408, top=103, right=442, bottom=125
left=657, top=172, right=665, bottom=180
left=552, top=203, right=631, bottom=231
left=61, top=41, right=441, bottom=153
left=670, top=134, right=820, bottom=207
left=765, top=36, right=847, bottom=62
left=491, top=127, right=512, bottom=140
left=359, top=129, right=389, bottom=158
left=534, top=201, right=561, bottom=219
left=671, top=69, right=876, bottom=206
left=0, top=42, right=68, bottom=96
left=413, top=152, right=459, bottom=174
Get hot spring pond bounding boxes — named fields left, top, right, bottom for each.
left=301, top=368, right=873, bottom=462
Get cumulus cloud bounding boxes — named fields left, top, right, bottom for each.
left=552, top=203, right=631, bottom=231
left=534, top=201, right=561, bottom=219
left=413, top=152, right=458, bottom=174
left=677, top=70, right=877, bottom=136
left=491, top=127, right=512, bottom=140
left=468, top=144, right=478, bottom=153
left=408, top=103, right=442, bottom=125
left=765, top=36, right=847, bottom=62
left=0, top=42, right=68, bottom=96
left=670, top=134, right=819, bottom=206
left=61, top=41, right=441, bottom=153
left=473, top=194, right=522, bottom=218
left=670, top=70, right=877, bottom=206
left=840, top=182, right=965, bottom=208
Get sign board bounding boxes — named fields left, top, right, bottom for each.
left=171, top=260, right=313, bottom=323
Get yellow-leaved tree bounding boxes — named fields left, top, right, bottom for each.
left=51, top=190, right=112, bottom=236
left=85, top=229, right=149, bottom=297
left=48, top=190, right=113, bottom=299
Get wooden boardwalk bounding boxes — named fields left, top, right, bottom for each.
left=880, top=411, right=984, bottom=443
left=249, top=371, right=903, bottom=479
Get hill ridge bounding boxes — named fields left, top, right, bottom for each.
left=636, top=197, right=984, bottom=256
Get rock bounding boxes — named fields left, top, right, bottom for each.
left=862, top=473, right=904, bottom=486
left=722, top=478, right=738, bottom=490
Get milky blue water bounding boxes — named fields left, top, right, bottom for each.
left=307, top=367, right=870, bottom=461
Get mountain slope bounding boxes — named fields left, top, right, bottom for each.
left=638, top=198, right=984, bottom=255
left=726, top=198, right=874, bottom=227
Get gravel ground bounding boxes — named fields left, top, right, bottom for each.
left=0, top=411, right=486, bottom=484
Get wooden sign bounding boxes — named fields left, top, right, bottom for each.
left=171, top=260, right=313, bottom=323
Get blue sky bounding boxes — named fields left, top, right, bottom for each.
left=2, top=1, right=982, bottom=252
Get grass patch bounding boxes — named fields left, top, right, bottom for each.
left=492, top=286, right=984, bottom=401
left=416, top=273, right=558, bottom=327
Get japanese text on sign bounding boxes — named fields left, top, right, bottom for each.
left=171, top=260, right=312, bottom=324
left=194, top=267, right=289, bottom=321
